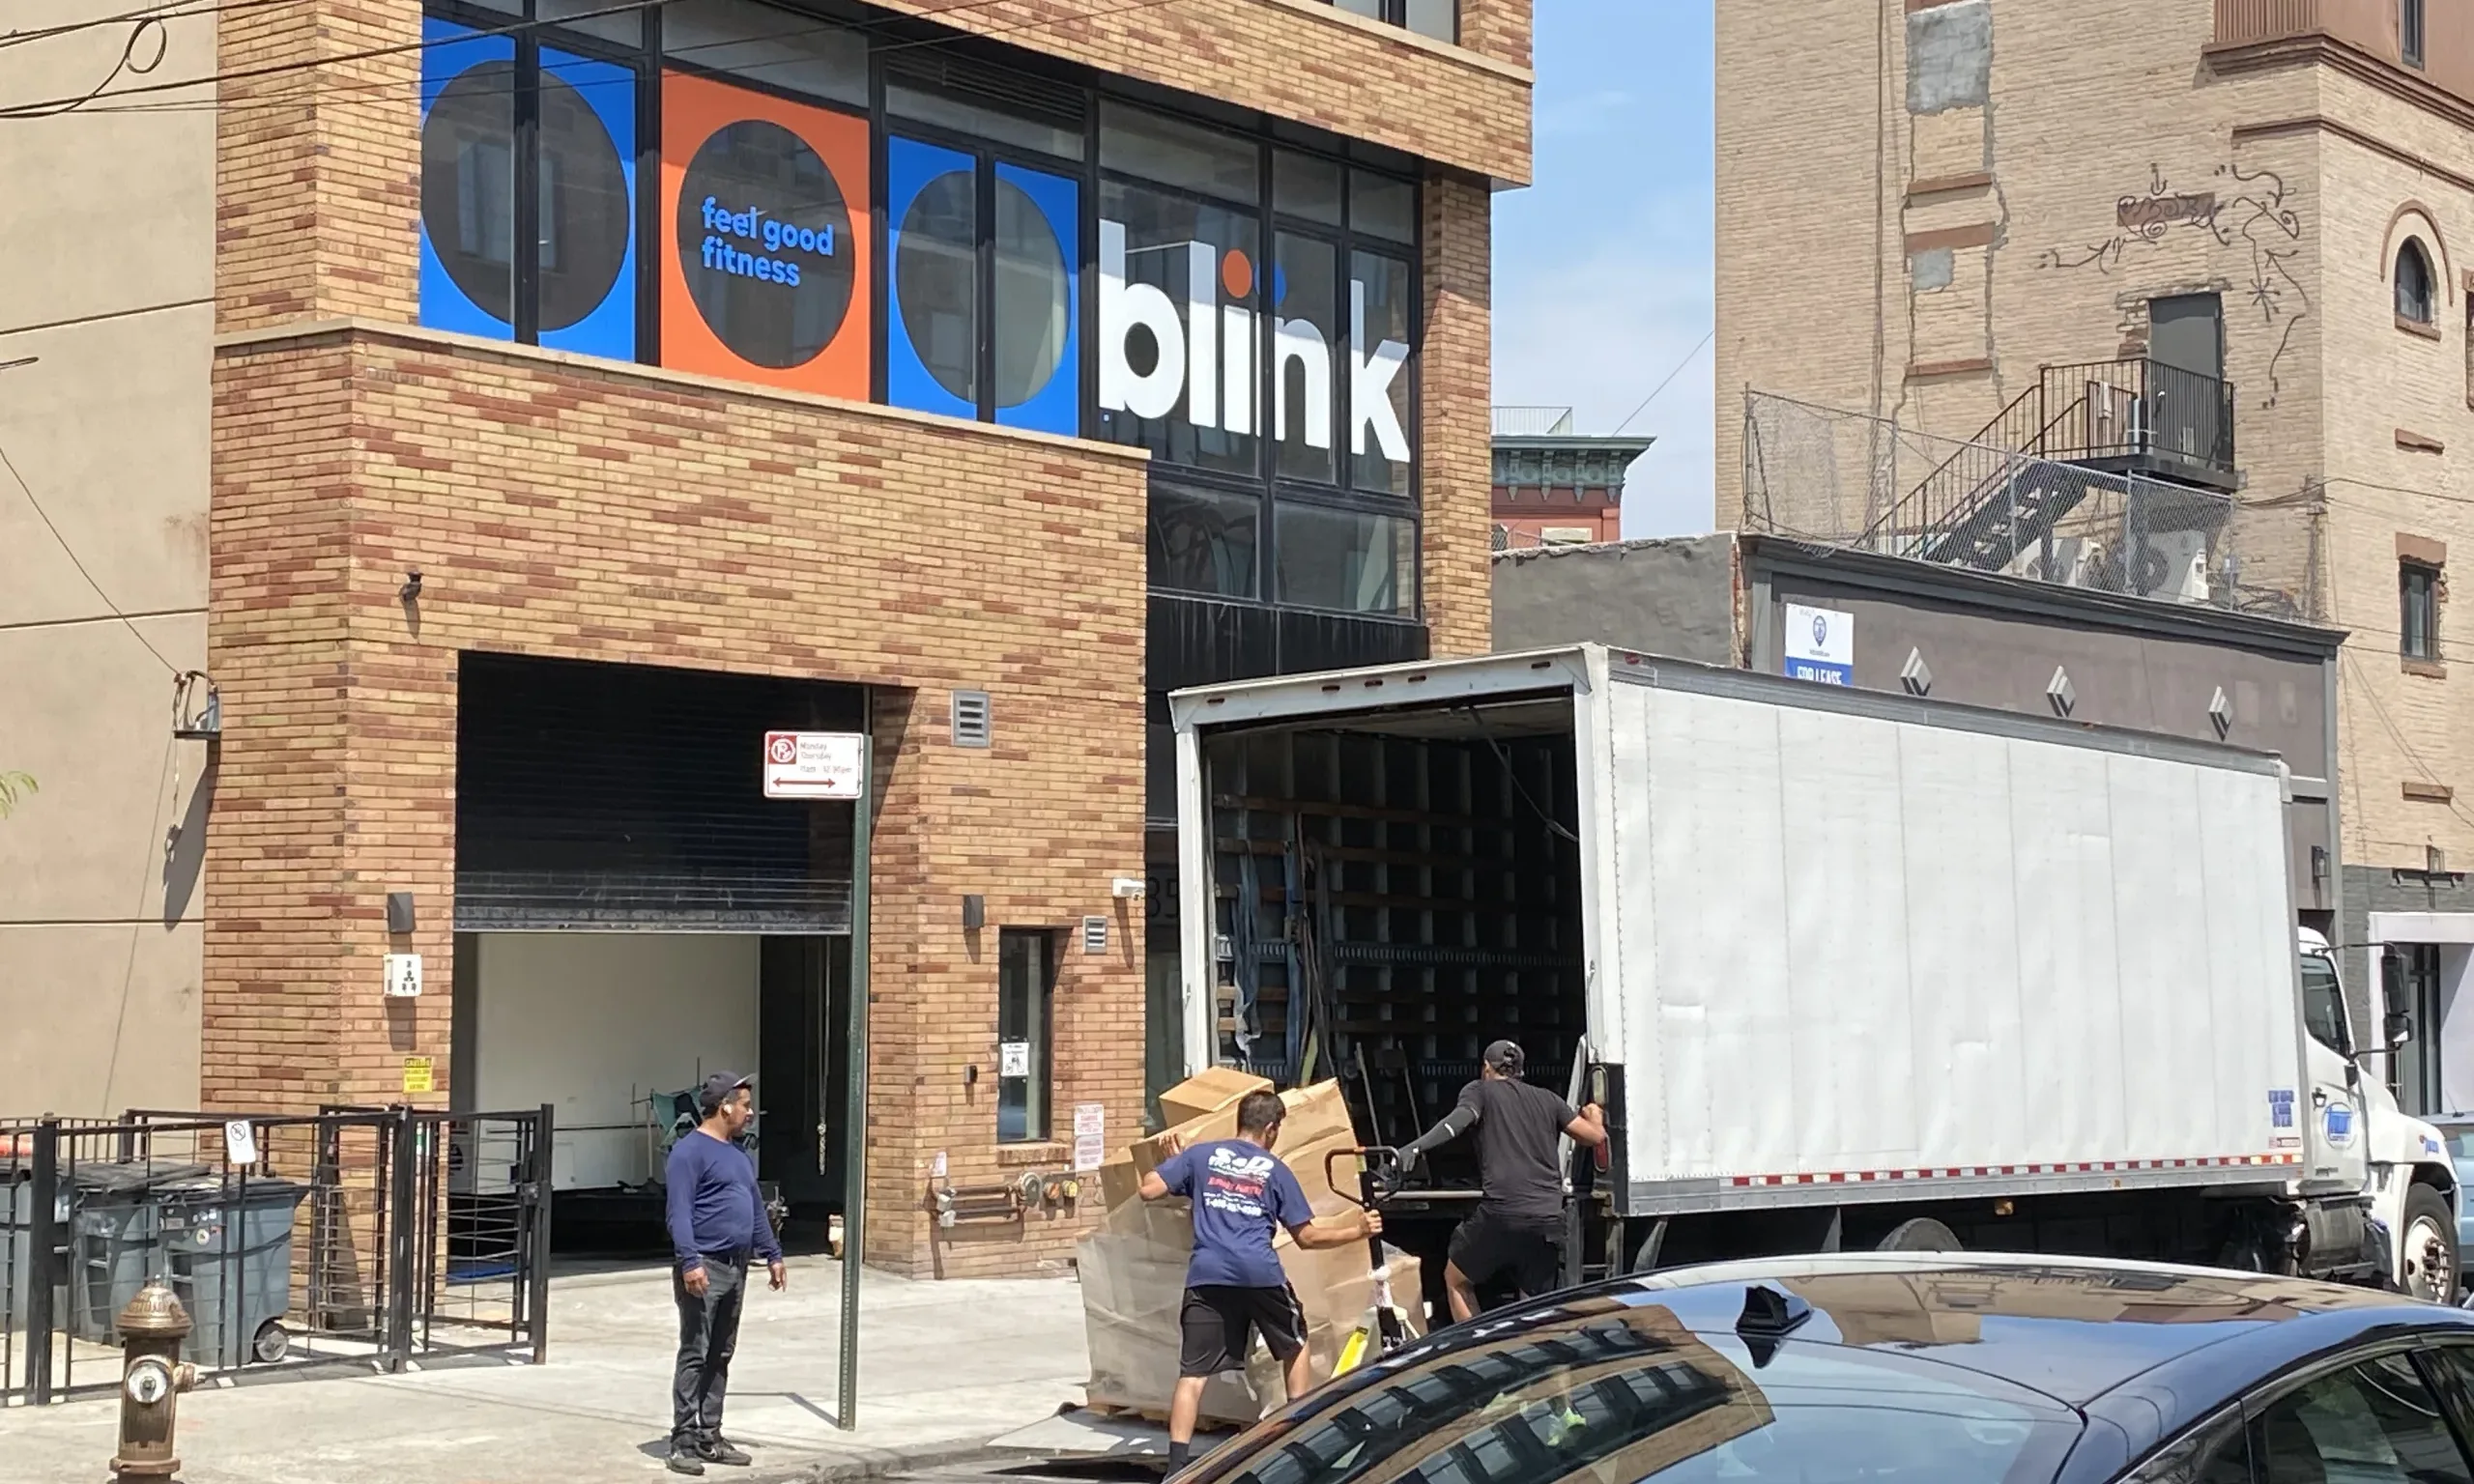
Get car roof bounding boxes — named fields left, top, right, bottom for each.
left=1252, top=1253, right=2474, bottom=1484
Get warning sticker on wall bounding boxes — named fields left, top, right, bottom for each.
left=403, top=1056, right=435, bottom=1095
left=1073, top=1103, right=1107, bottom=1173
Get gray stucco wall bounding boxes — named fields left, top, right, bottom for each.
left=1491, top=537, right=1737, bottom=664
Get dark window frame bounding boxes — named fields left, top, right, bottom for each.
left=2404, top=557, right=2442, bottom=661
left=417, top=0, right=1427, bottom=621
left=2400, top=237, right=2438, bottom=325
left=1332, top=0, right=1459, bottom=44
left=2405, top=0, right=2429, bottom=69
left=995, top=927, right=1057, bottom=1144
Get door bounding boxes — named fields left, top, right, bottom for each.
left=2148, top=293, right=2226, bottom=464
left=2300, top=948, right=2371, bottom=1194
left=2393, top=944, right=2446, bottom=1116
left=757, top=934, right=849, bottom=1211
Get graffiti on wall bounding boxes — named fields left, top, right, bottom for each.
left=2035, top=161, right=2307, bottom=409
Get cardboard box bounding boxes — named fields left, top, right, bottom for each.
left=1098, top=1156, right=1141, bottom=1213
left=1080, top=1078, right=1411, bottom=1427
left=1157, top=1067, right=1274, bottom=1129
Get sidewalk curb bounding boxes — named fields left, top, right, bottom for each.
left=754, top=1440, right=1041, bottom=1484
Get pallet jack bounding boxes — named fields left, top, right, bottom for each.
left=1327, top=1146, right=1412, bottom=1377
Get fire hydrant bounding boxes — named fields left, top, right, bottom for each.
left=110, top=1281, right=196, bottom=1481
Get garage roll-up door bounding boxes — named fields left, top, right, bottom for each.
left=455, top=653, right=863, bottom=931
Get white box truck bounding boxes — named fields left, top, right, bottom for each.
left=1170, top=644, right=2460, bottom=1296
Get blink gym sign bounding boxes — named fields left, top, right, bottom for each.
left=1098, top=221, right=1411, bottom=464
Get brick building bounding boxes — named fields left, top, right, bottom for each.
left=1488, top=406, right=1653, bottom=547
left=1718, top=1, right=2474, bottom=1113
left=0, top=0, right=1531, bottom=1275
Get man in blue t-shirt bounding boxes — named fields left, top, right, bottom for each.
left=1139, top=1090, right=1380, bottom=1472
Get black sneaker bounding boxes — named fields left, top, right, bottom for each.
left=666, top=1443, right=706, bottom=1476
left=701, top=1439, right=752, bottom=1468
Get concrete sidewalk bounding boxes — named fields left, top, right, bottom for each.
left=0, top=1257, right=1089, bottom=1484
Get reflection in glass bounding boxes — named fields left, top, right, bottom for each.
left=420, top=37, right=518, bottom=329
left=1099, top=179, right=1258, bottom=474
left=1273, top=233, right=1338, bottom=483
left=661, top=0, right=867, bottom=104
left=992, top=172, right=1074, bottom=412
left=895, top=161, right=978, bottom=406
left=1351, top=249, right=1414, bottom=495
left=1276, top=150, right=1343, bottom=226
left=1149, top=484, right=1259, bottom=599
left=535, top=57, right=634, bottom=333
left=1101, top=100, right=1261, bottom=202
left=1275, top=502, right=1413, bottom=615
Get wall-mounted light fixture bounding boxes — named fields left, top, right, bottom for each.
left=962, top=895, right=986, bottom=930
left=171, top=671, right=220, bottom=742
left=399, top=569, right=423, bottom=602
left=387, top=892, right=417, bottom=934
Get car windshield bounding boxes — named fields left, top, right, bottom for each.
left=2443, top=1127, right=2474, bottom=1162
left=1204, top=1299, right=2081, bottom=1484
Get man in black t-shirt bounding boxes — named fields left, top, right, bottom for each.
left=1396, top=1040, right=1606, bottom=1322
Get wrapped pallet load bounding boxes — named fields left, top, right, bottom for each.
left=1079, top=1074, right=1425, bottom=1425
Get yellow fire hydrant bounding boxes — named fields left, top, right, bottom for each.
left=110, top=1281, right=196, bottom=1481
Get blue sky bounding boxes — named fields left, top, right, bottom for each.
left=1491, top=0, right=1714, bottom=537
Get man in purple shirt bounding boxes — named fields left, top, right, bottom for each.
left=664, top=1072, right=785, bottom=1476
left=1140, top=1090, right=1379, bottom=1473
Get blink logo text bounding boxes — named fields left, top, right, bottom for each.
left=698, top=196, right=833, bottom=287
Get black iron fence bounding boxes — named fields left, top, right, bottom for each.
left=1, top=1104, right=552, bottom=1404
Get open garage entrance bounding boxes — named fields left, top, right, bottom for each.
left=448, top=653, right=864, bottom=1256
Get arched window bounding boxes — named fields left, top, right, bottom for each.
left=2398, top=238, right=2437, bottom=324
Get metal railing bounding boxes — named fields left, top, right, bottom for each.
left=2, top=1104, right=551, bottom=1404
left=1740, top=390, right=2294, bottom=614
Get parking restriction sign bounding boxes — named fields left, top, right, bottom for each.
left=762, top=731, right=865, bottom=799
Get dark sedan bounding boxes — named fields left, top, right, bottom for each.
left=1180, top=1253, right=2474, bottom=1484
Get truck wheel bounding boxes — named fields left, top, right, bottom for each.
left=1878, top=1218, right=1962, bottom=1253
left=252, top=1319, right=290, bottom=1364
left=2400, top=1186, right=2459, bottom=1301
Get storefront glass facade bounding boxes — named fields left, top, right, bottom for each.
left=417, top=0, right=1424, bottom=619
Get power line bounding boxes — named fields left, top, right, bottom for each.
left=0, top=0, right=1196, bottom=119
left=0, top=438, right=183, bottom=676
left=1611, top=328, right=1712, bottom=436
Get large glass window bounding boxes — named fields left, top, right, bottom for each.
left=1151, top=483, right=1261, bottom=599
left=1100, top=180, right=1261, bottom=472
left=1275, top=502, right=1415, bottom=615
left=417, top=17, right=638, bottom=355
left=1350, top=248, right=1414, bottom=495
left=1272, top=232, right=1338, bottom=483
left=887, top=137, right=979, bottom=418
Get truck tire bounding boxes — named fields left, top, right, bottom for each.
left=1878, top=1218, right=1962, bottom=1253
left=2400, top=1185, right=2460, bottom=1301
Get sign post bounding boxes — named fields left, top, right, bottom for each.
left=835, top=701, right=873, bottom=1430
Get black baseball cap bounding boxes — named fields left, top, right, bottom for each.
left=698, top=1071, right=754, bottom=1116
left=1482, top=1040, right=1525, bottom=1076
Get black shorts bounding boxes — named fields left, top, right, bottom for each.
left=1179, top=1284, right=1307, bottom=1378
left=1448, top=1209, right=1566, bottom=1298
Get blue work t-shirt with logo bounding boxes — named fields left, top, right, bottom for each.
left=1156, top=1138, right=1315, bottom=1289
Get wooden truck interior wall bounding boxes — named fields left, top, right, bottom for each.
left=1203, top=713, right=1587, bottom=1174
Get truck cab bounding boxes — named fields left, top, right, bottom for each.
left=2299, top=927, right=2461, bottom=1298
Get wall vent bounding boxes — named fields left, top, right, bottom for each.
left=952, top=690, right=992, bottom=748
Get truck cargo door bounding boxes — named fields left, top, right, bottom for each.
left=2300, top=950, right=2370, bottom=1193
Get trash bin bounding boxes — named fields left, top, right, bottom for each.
left=0, top=1165, right=69, bottom=1335
left=157, top=1178, right=307, bottom=1366
left=66, top=1164, right=187, bottom=1345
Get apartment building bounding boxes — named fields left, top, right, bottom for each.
left=1719, top=0, right=2474, bottom=1112
left=1488, top=405, right=1653, bottom=548
left=0, top=0, right=1531, bottom=1274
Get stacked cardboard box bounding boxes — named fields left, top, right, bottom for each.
left=1079, top=1072, right=1424, bottom=1425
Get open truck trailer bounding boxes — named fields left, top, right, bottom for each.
left=1168, top=644, right=2460, bottom=1306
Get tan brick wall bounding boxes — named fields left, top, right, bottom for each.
left=866, top=0, right=1532, bottom=183
left=1720, top=0, right=2474, bottom=882
left=1424, top=169, right=1493, bottom=655
left=206, top=322, right=1151, bottom=1276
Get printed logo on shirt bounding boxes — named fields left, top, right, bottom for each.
left=1200, top=1145, right=1280, bottom=1221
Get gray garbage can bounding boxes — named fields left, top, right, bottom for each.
left=66, top=1165, right=178, bottom=1344
left=1, top=1167, right=69, bottom=1335
left=158, top=1178, right=307, bottom=1366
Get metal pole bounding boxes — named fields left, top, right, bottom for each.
left=530, top=1102, right=555, bottom=1362
left=386, top=1109, right=417, bottom=1372
left=836, top=696, right=875, bottom=1431
left=26, top=1116, right=58, bottom=1404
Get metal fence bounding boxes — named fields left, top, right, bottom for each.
left=1, top=1104, right=551, bottom=1404
left=1740, top=391, right=2303, bottom=614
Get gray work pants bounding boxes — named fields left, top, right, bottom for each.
left=672, top=1254, right=748, bottom=1445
